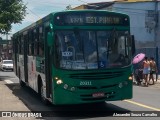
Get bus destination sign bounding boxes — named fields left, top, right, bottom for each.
left=54, top=12, right=129, bottom=26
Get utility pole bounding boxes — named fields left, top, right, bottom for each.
left=6, top=33, right=9, bottom=60
left=154, top=0, right=159, bottom=77
left=154, top=0, right=158, bottom=47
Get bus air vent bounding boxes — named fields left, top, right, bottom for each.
left=77, top=86, right=97, bottom=90
left=69, top=71, right=123, bottom=80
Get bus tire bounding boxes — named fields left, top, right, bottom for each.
left=39, top=80, right=49, bottom=105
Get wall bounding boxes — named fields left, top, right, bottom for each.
left=103, top=1, right=159, bottom=48
left=0, top=40, right=12, bottom=60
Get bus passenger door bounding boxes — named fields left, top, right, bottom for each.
left=44, top=28, right=52, bottom=99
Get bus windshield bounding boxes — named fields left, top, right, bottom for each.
left=55, top=30, right=132, bottom=70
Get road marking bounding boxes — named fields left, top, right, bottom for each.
left=124, top=100, right=160, bottom=111
left=4, top=80, right=14, bottom=84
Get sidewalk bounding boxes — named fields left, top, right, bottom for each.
left=0, top=81, right=37, bottom=119
left=0, top=81, right=30, bottom=111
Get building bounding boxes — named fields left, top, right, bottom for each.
left=0, top=39, right=12, bottom=60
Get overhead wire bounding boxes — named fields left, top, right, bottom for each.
left=26, top=7, right=41, bottom=19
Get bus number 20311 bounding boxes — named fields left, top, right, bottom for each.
left=80, top=81, right=92, bottom=86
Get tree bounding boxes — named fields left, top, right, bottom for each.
left=0, top=0, right=27, bottom=34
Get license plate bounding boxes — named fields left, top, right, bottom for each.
left=92, top=92, right=105, bottom=98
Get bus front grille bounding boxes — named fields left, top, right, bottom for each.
left=69, top=71, right=124, bottom=80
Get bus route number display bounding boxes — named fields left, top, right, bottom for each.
left=69, top=16, right=121, bottom=24
left=55, top=13, right=129, bottom=26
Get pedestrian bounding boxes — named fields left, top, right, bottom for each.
left=142, top=57, right=150, bottom=87
left=148, top=57, right=157, bottom=85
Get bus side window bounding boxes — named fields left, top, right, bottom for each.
left=33, top=29, right=38, bottom=56
left=28, top=30, right=34, bottom=56
left=28, top=32, right=31, bottom=55
left=21, top=35, right=24, bottom=54
left=29, top=44, right=32, bottom=55
left=18, top=36, right=21, bottom=54
left=38, top=27, right=44, bottom=57
left=39, top=43, right=44, bottom=56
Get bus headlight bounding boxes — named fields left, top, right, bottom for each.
left=128, top=75, right=133, bottom=80
left=128, top=76, right=133, bottom=80
left=56, top=80, right=63, bottom=84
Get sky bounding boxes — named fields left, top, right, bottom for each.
left=1, top=0, right=114, bottom=39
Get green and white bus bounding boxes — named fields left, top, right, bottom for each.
left=12, top=10, right=135, bottom=105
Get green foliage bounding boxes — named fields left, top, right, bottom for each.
left=0, top=0, right=27, bottom=34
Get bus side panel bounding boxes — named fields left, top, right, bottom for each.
left=27, top=56, right=37, bottom=91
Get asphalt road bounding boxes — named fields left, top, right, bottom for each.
left=0, top=71, right=160, bottom=120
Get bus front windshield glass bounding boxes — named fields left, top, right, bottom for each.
left=55, top=30, right=132, bottom=70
